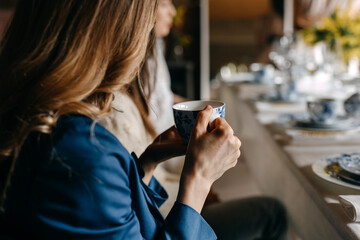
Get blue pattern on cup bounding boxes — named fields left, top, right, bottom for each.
left=307, top=98, right=337, bottom=124
left=173, top=103, right=225, bottom=143
left=344, top=93, right=360, bottom=118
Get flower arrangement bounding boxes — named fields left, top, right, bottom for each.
left=301, top=4, right=360, bottom=63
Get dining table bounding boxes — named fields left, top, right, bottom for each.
left=216, top=74, right=360, bottom=240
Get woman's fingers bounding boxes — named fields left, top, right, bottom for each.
left=184, top=107, right=242, bottom=186
left=154, top=125, right=182, bottom=143
left=222, top=136, right=241, bottom=167
left=211, top=118, right=233, bottom=136
left=231, top=136, right=242, bottom=151
left=193, top=105, right=213, bottom=138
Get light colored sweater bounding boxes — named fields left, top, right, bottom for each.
left=100, top=91, right=180, bottom=217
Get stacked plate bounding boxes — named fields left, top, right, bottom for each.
left=314, top=153, right=360, bottom=189
left=278, top=113, right=360, bottom=132
left=338, top=153, right=360, bottom=174
left=293, top=118, right=360, bottom=132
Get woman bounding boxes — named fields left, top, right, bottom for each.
left=101, top=1, right=288, bottom=239
left=0, top=1, right=241, bottom=239
left=148, top=0, right=182, bottom=135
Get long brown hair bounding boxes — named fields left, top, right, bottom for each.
left=0, top=0, right=158, bottom=208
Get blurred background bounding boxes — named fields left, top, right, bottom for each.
left=209, top=0, right=271, bottom=78
left=163, top=0, right=274, bottom=98
left=1, top=0, right=360, bottom=102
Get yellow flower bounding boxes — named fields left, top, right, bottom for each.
left=300, top=3, right=360, bottom=63
left=321, top=17, right=337, bottom=33
left=301, top=28, right=317, bottom=44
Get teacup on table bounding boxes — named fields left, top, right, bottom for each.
left=344, top=92, right=360, bottom=118
left=250, top=63, right=274, bottom=84
left=274, top=82, right=292, bottom=101
left=173, top=100, right=225, bottom=143
left=307, top=98, right=338, bottom=124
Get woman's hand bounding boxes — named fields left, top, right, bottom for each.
left=139, top=126, right=187, bottom=184
left=146, top=126, right=187, bottom=161
left=177, top=105, right=241, bottom=213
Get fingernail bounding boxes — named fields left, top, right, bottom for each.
left=205, top=105, right=212, bottom=110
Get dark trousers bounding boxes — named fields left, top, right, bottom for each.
left=201, top=196, right=288, bottom=240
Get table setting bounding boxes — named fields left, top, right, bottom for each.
left=252, top=72, right=360, bottom=192
left=244, top=85, right=360, bottom=238
left=312, top=153, right=360, bottom=191
left=213, top=1, right=360, bottom=238
left=249, top=66, right=360, bottom=238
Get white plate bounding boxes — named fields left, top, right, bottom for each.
left=312, top=156, right=360, bottom=190
left=338, top=153, right=360, bottom=175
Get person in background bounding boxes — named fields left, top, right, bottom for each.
left=153, top=2, right=288, bottom=239
left=148, top=0, right=186, bottom=134
left=146, top=0, right=224, bottom=215
left=0, top=0, right=242, bottom=239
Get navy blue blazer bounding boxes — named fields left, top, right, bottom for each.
left=2, top=115, right=216, bottom=239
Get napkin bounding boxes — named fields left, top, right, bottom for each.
left=339, top=195, right=360, bottom=222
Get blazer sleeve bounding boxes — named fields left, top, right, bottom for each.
left=164, top=201, right=217, bottom=240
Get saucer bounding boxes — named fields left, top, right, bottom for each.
left=293, top=118, right=360, bottom=132
left=338, top=153, right=360, bottom=175
left=258, top=92, right=305, bottom=104
left=278, top=113, right=309, bottom=122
